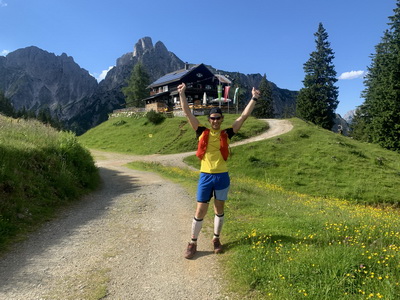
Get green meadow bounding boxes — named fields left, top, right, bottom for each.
left=78, top=113, right=269, bottom=154
left=89, top=115, right=400, bottom=300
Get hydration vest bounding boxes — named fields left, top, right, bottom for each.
left=196, top=129, right=229, bottom=161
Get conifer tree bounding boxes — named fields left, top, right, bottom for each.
left=0, top=90, right=15, bottom=117
left=296, top=23, right=339, bottom=129
left=253, top=74, right=274, bottom=118
left=37, top=108, right=62, bottom=129
left=352, top=1, right=400, bottom=151
left=122, top=63, right=150, bottom=108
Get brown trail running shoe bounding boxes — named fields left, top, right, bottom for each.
left=184, top=242, right=197, bottom=259
left=212, top=238, right=223, bottom=254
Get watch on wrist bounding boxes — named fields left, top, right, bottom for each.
left=252, top=97, right=258, bottom=101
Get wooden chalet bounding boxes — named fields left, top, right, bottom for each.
left=144, top=63, right=231, bottom=113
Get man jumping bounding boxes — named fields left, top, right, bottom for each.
left=177, top=82, right=261, bottom=259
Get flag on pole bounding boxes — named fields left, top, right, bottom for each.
left=217, top=84, right=222, bottom=100
left=233, top=87, right=239, bottom=104
left=224, top=86, right=231, bottom=102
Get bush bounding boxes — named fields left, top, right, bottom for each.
left=112, top=120, right=127, bottom=126
left=145, top=110, right=166, bottom=125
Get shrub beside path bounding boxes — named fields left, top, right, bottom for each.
left=0, top=119, right=292, bottom=300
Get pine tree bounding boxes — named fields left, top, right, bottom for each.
left=296, top=23, right=339, bottom=130
left=37, top=108, right=52, bottom=124
left=352, top=1, right=400, bottom=151
left=0, top=90, right=15, bottom=117
left=253, top=74, right=274, bottom=118
left=36, top=108, right=63, bottom=130
left=122, top=63, right=150, bottom=108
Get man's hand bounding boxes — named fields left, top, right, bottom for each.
left=177, top=83, right=186, bottom=95
left=252, top=87, right=261, bottom=99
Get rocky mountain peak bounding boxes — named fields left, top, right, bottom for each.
left=154, top=41, right=168, bottom=53
left=0, top=46, right=97, bottom=122
left=344, top=109, right=356, bottom=124
left=133, top=37, right=154, bottom=57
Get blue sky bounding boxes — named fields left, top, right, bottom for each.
left=0, top=0, right=397, bottom=116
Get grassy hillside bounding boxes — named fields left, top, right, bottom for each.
left=0, top=116, right=99, bottom=251
left=183, top=118, right=400, bottom=206
left=125, top=118, right=400, bottom=299
left=78, top=114, right=269, bottom=154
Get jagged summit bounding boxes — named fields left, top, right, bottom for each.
left=133, top=36, right=154, bottom=57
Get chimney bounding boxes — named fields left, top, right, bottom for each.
left=185, top=62, right=189, bottom=70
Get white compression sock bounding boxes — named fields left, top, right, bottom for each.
left=191, top=217, right=203, bottom=243
left=214, top=213, right=224, bottom=239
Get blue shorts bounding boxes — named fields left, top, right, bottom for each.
left=196, top=172, right=230, bottom=203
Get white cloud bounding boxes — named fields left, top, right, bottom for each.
left=94, top=66, right=114, bottom=82
left=1, top=49, right=10, bottom=56
left=338, top=70, right=366, bottom=80
left=0, top=1, right=8, bottom=7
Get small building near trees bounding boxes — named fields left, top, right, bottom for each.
left=144, top=63, right=231, bottom=115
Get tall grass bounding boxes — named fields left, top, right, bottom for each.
left=0, top=116, right=99, bottom=250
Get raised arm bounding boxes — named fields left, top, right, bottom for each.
left=232, top=87, right=260, bottom=133
left=178, top=83, right=200, bottom=130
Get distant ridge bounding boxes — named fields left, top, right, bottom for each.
left=0, top=37, right=298, bottom=134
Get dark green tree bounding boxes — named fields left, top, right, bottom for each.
left=253, top=74, right=274, bottom=118
left=36, top=108, right=63, bottom=130
left=37, top=108, right=52, bottom=124
left=122, top=63, right=150, bottom=108
left=20, top=107, right=36, bottom=120
left=352, top=1, right=400, bottom=151
left=349, top=106, right=369, bottom=141
left=231, top=72, right=247, bottom=111
left=296, top=23, right=339, bottom=129
left=0, top=90, right=15, bottom=117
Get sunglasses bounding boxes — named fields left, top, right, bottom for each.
left=209, top=116, right=222, bottom=120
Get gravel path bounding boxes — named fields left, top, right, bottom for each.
left=0, top=119, right=292, bottom=300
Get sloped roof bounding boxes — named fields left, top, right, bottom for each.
left=147, top=63, right=232, bottom=89
left=148, top=64, right=201, bottom=88
left=214, top=74, right=232, bottom=84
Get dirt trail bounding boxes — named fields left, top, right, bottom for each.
left=0, top=119, right=292, bottom=300
left=92, top=119, right=293, bottom=170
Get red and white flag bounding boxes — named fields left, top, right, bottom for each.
left=224, top=86, right=231, bottom=102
